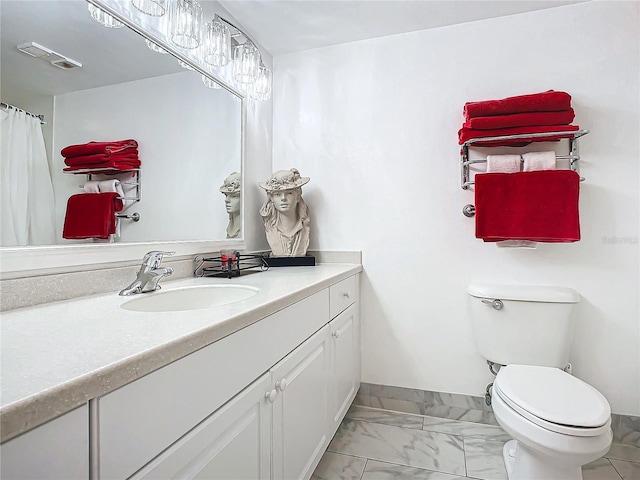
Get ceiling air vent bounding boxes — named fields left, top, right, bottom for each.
left=17, top=42, right=82, bottom=70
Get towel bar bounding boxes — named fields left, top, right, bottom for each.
left=460, top=130, right=588, bottom=189
left=116, top=212, right=140, bottom=222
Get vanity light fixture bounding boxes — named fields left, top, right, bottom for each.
left=88, top=3, right=124, bottom=28
left=17, top=42, right=82, bottom=70
left=89, top=0, right=271, bottom=100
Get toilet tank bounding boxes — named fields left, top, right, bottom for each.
left=468, top=283, right=580, bottom=368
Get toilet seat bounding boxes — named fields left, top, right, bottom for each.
left=494, top=365, right=611, bottom=437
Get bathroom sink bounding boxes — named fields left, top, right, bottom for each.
left=120, top=284, right=259, bottom=313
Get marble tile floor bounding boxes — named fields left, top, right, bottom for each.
left=312, top=405, right=640, bottom=480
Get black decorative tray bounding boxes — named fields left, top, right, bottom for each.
left=194, top=252, right=269, bottom=279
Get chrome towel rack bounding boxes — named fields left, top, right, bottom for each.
left=460, top=129, right=589, bottom=189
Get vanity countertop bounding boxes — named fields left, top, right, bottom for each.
left=0, top=263, right=361, bottom=443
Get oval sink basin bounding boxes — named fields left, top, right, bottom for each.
left=121, top=284, right=259, bottom=313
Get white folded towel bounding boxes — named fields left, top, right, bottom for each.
left=83, top=181, right=101, bottom=193
left=97, top=179, right=125, bottom=199
left=496, top=240, right=537, bottom=249
left=486, top=154, right=521, bottom=173
left=522, top=151, right=556, bottom=172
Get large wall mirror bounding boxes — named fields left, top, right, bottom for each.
left=0, top=0, right=244, bottom=276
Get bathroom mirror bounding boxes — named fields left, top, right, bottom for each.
left=0, top=0, right=244, bottom=275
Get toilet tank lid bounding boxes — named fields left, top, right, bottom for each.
left=467, top=283, right=580, bottom=303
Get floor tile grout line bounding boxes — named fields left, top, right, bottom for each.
left=606, top=457, right=625, bottom=480
left=358, top=459, right=367, bottom=480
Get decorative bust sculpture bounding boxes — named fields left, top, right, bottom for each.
left=219, top=172, right=241, bottom=239
left=259, top=168, right=310, bottom=257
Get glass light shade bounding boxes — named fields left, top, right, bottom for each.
left=88, top=4, right=124, bottom=28
left=179, top=60, right=195, bottom=71
left=202, top=74, right=222, bottom=89
left=131, top=0, right=167, bottom=16
left=232, top=41, right=260, bottom=84
left=146, top=39, right=168, bottom=54
left=169, top=0, right=203, bottom=49
left=249, top=66, right=272, bottom=101
left=202, top=18, right=231, bottom=67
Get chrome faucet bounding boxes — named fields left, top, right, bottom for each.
left=119, top=251, right=175, bottom=296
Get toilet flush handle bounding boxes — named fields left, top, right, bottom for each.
left=481, top=298, right=504, bottom=310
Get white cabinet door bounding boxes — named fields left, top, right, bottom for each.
left=131, top=373, right=272, bottom=480
left=329, top=303, right=360, bottom=432
left=0, top=405, right=88, bottom=480
left=272, top=324, right=332, bottom=480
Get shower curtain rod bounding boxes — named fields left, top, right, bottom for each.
left=0, top=102, right=47, bottom=125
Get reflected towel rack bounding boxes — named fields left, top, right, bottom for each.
left=460, top=129, right=589, bottom=189
left=65, top=168, right=141, bottom=203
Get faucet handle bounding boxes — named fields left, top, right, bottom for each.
left=142, top=250, right=175, bottom=268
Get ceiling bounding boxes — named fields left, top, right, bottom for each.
left=217, top=0, right=587, bottom=57
left=0, top=0, right=586, bottom=98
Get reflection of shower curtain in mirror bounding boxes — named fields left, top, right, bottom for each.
left=0, top=108, right=56, bottom=246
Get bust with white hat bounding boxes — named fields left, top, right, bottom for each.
left=220, top=172, right=241, bottom=239
left=259, top=168, right=310, bottom=257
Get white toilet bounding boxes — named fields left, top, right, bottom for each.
left=468, top=283, right=612, bottom=480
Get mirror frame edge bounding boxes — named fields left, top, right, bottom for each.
left=0, top=0, right=247, bottom=278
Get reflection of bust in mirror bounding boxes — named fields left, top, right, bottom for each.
left=259, top=168, right=310, bottom=257
left=219, top=172, right=241, bottom=239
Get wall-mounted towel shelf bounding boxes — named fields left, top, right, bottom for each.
left=460, top=129, right=589, bottom=189
left=65, top=168, right=141, bottom=203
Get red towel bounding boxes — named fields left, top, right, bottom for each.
left=463, top=109, right=575, bottom=130
left=62, top=193, right=124, bottom=240
left=63, top=158, right=141, bottom=172
left=61, top=139, right=138, bottom=158
left=474, top=170, right=581, bottom=243
left=463, top=90, right=572, bottom=119
left=64, top=152, right=139, bottom=167
left=458, top=124, right=580, bottom=146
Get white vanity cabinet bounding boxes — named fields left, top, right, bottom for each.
left=0, top=405, right=89, bottom=480
left=94, top=273, right=359, bottom=480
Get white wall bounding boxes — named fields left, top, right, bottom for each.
left=273, top=1, right=640, bottom=415
left=54, top=71, right=240, bottom=243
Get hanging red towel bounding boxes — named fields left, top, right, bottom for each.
left=62, top=193, right=124, bottom=240
left=463, top=90, right=572, bottom=119
left=474, top=170, right=581, bottom=243
left=64, top=152, right=139, bottom=167
left=458, top=124, right=580, bottom=146
left=463, top=109, right=575, bottom=130
left=61, top=139, right=138, bottom=158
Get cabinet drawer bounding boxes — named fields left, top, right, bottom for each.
left=329, top=276, right=356, bottom=319
left=99, top=290, right=329, bottom=480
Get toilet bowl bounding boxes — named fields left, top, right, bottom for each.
left=492, top=364, right=612, bottom=480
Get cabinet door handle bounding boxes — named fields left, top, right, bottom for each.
left=264, top=389, right=277, bottom=403
left=343, top=291, right=351, bottom=299
left=332, top=330, right=341, bottom=339
left=276, top=379, right=288, bottom=392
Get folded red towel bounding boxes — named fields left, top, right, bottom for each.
left=463, top=90, right=572, bottom=119
left=64, top=152, right=139, bottom=167
left=63, top=158, right=141, bottom=172
left=61, top=139, right=138, bottom=158
left=463, top=109, right=575, bottom=130
left=62, top=193, right=124, bottom=240
left=474, top=170, right=580, bottom=243
left=458, top=124, right=580, bottom=146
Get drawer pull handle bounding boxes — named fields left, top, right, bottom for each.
left=276, top=379, right=288, bottom=392
left=332, top=330, right=341, bottom=339
left=265, top=389, right=277, bottom=403
left=343, top=292, right=351, bottom=299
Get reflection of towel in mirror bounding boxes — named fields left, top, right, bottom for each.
left=61, top=139, right=138, bottom=157
left=83, top=181, right=101, bottom=193
left=62, top=193, right=124, bottom=240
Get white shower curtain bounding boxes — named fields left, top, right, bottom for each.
left=1, top=108, right=56, bottom=246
